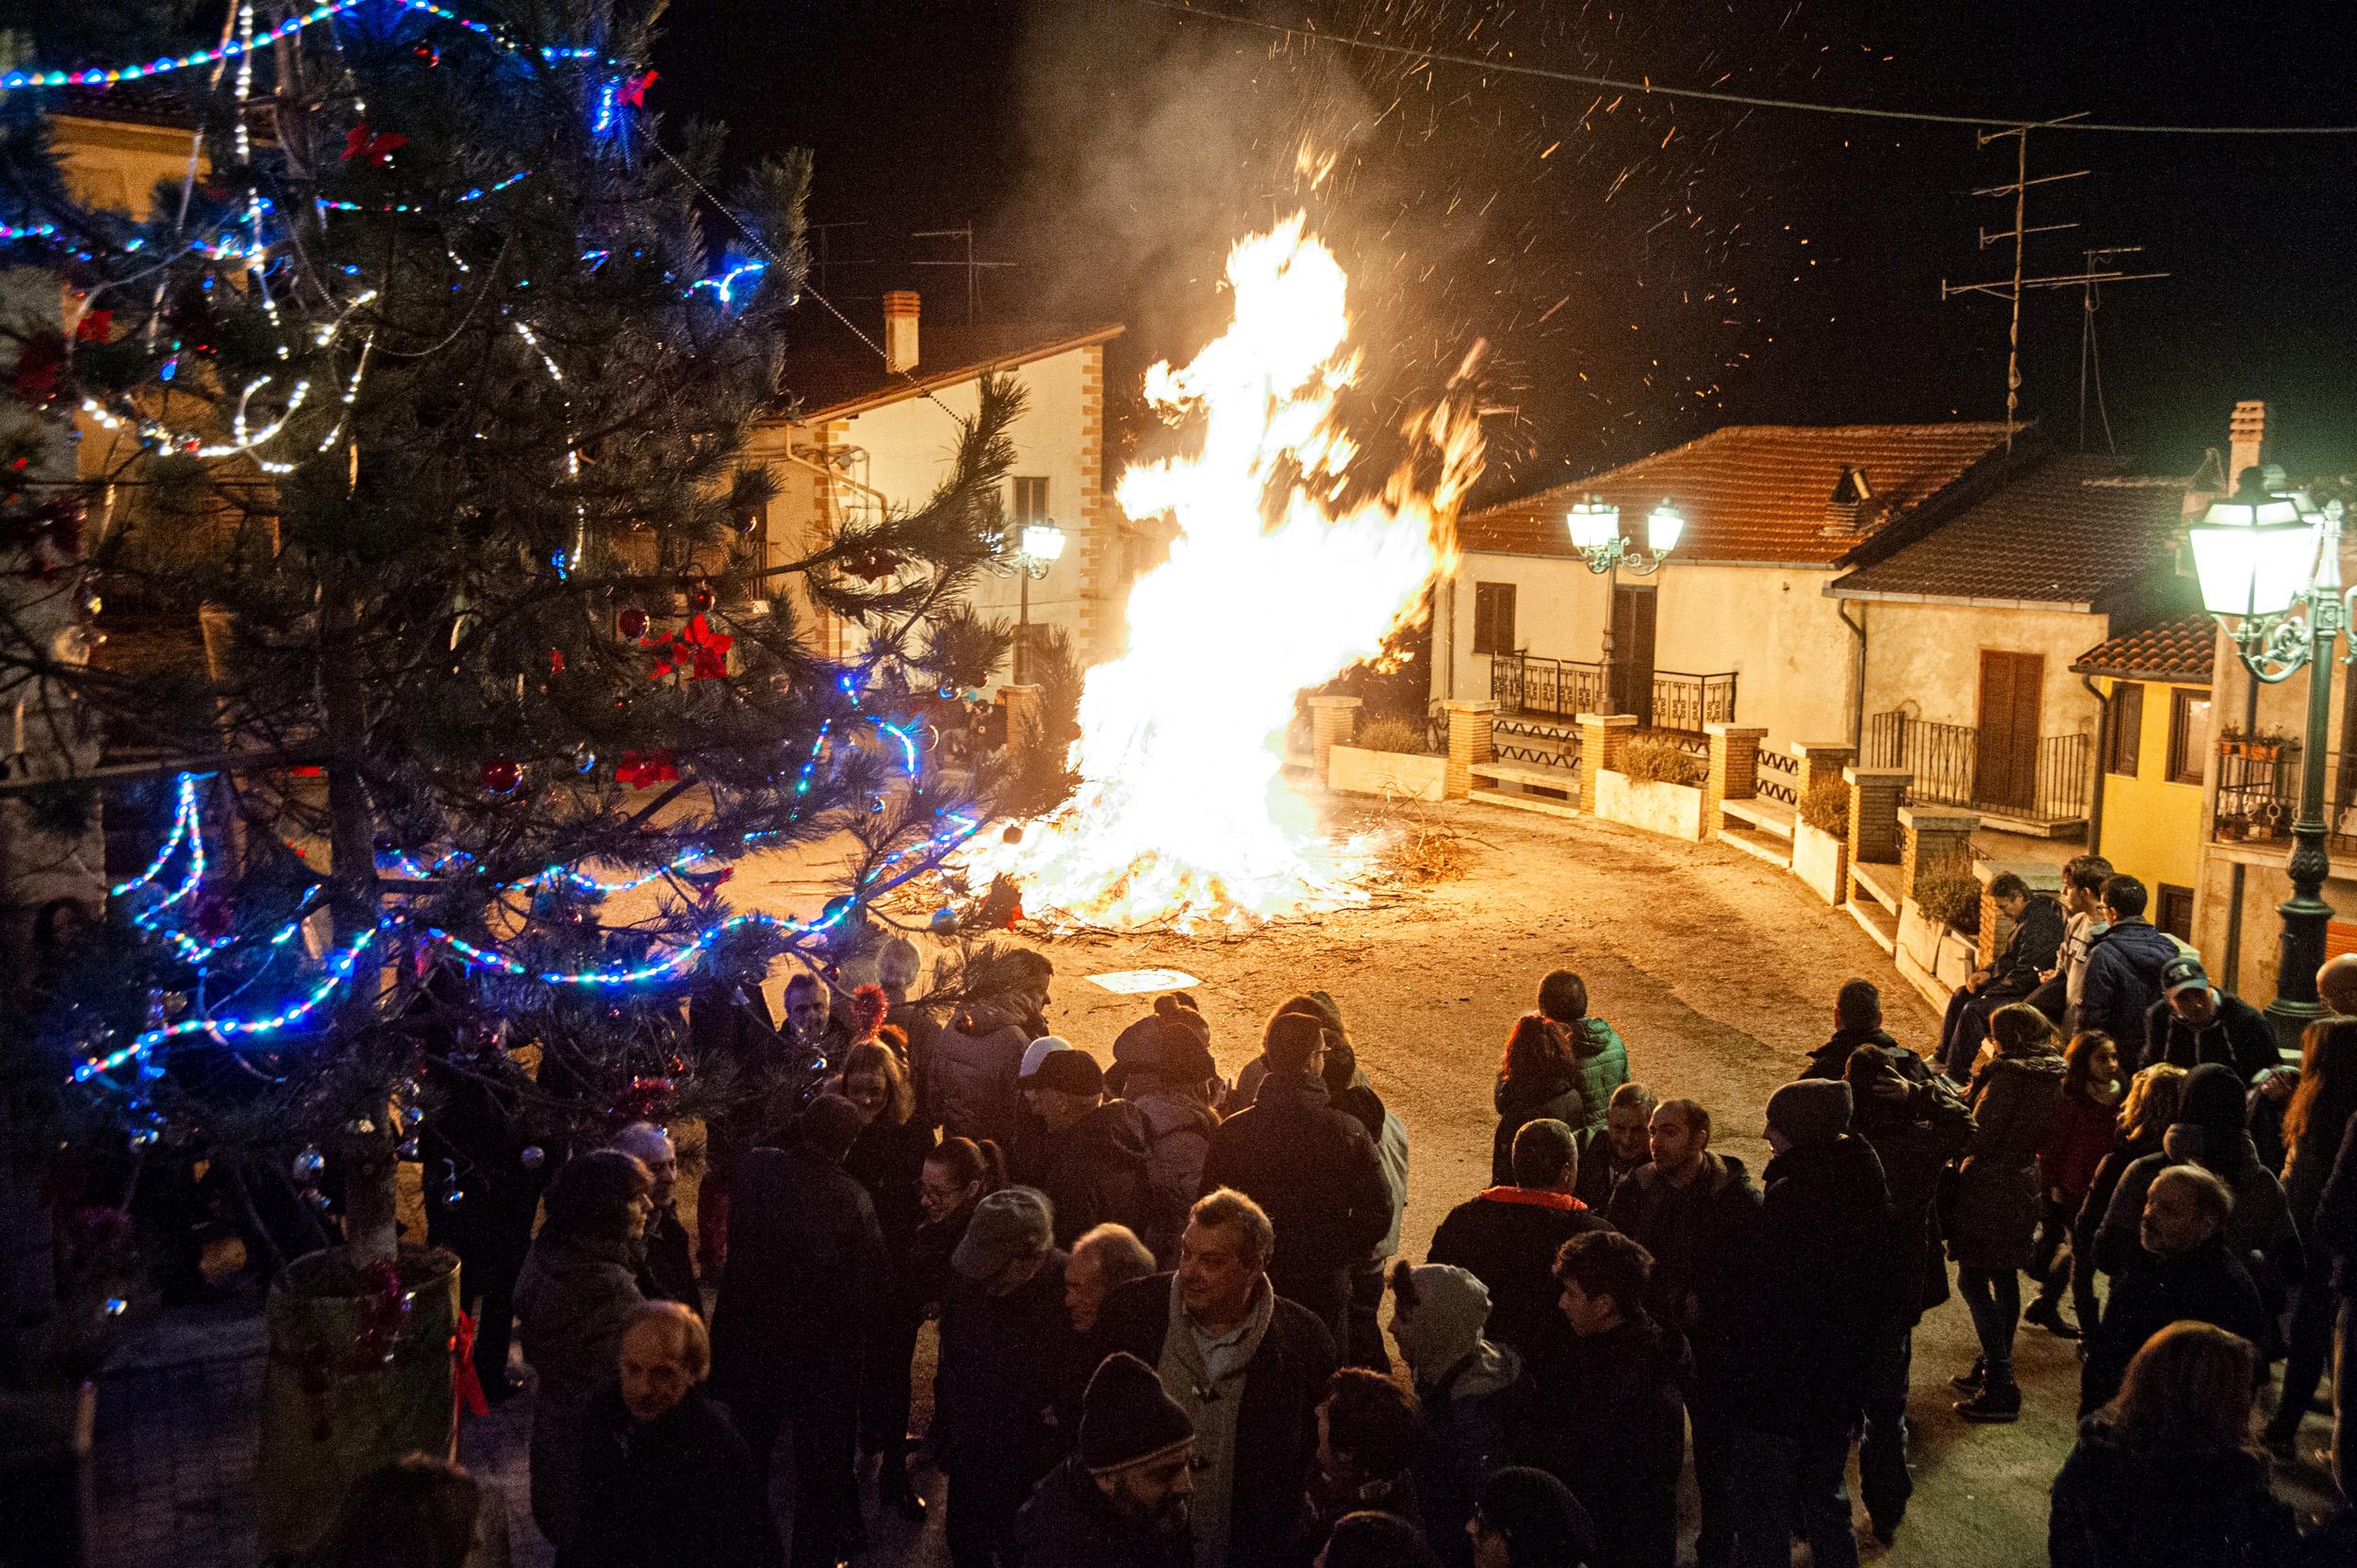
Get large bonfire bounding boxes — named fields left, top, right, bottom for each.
left=964, top=215, right=1485, bottom=932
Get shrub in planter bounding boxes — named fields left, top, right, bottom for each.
left=1799, top=777, right=1850, bottom=835
left=1355, top=716, right=1430, bottom=755
left=1622, top=734, right=1707, bottom=787
left=1916, top=874, right=1982, bottom=932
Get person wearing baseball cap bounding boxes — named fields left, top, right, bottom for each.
left=1013, top=1351, right=1196, bottom=1568
left=937, top=1186, right=1074, bottom=1568
left=2144, top=953, right=2282, bottom=1083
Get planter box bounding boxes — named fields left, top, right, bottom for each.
left=1327, top=744, right=1448, bottom=801
left=1791, top=821, right=1848, bottom=904
left=1936, top=927, right=1980, bottom=990
left=1593, top=769, right=1706, bottom=840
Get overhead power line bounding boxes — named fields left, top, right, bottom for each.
left=1133, top=0, right=2357, bottom=136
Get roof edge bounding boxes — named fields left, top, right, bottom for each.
left=790, top=323, right=1125, bottom=421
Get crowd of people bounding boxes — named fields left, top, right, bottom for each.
left=305, top=861, right=2357, bottom=1568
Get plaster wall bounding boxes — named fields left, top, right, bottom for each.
left=1857, top=600, right=2105, bottom=737
left=2093, top=675, right=2208, bottom=896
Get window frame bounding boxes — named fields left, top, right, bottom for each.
left=2156, top=883, right=2196, bottom=942
left=2104, top=681, right=2144, bottom=777
left=1012, top=475, right=1050, bottom=524
left=1472, top=581, right=1517, bottom=655
left=2166, top=686, right=2212, bottom=785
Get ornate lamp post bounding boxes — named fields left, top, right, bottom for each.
left=2188, top=476, right=2349, bottom=1045
left=1565, top=496, right=1684, bottom=715
left=1002, top=520, right=1065, bottom=685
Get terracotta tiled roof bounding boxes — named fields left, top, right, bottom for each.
left=1457, top=421, right=2019, bottom=567
left=783, top=320, right=1124, bottom=421
left=2071, top=614, right=2217, bottom=684
left=1831, top=454, right=2189, bottom=608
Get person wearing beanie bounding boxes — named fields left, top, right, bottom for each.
left=1720, top=1072, right=1900, bottom=1568
left=708, top=1095, right=888, bottom=1568
left=1014, top=1351, right=1196, bottom=1568
left=931, top=949, right=1056, bottom=1147
left=1116, top=1014, right=1226, bottom=1264
left=1468, top=1466, right=1597, bottom=1568
left=1945, top=1003, right=2067, bottom=1424
left=1109, top=993, right=1216, bottom=1098
left=1202, top=1011, right=1394, bottom=1340
left=1014, top=1049, right=1159, bottom=1250
left=938, top=1186, right=1076, bottom=1568
left=1389, top=1263, right=1526, bottom=1567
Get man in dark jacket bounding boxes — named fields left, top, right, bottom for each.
left=1428, top=1118, right=1608, bottom=1377
left=709, top=1097, right=885, bottom=1568
left=1094, top=1189, right=1338, bottom=1568
left=2077, top=875, right=2181, bottom=1061
left=576, top=1302, right=781, bottom=1568
left=1937, top=873, right=2066, bottom=1080
left=931, top=949, right=1056, bottom=1147
left=1572, top=1083, right=1656, bottom=1213
left=1803, top=978, right=1916, bottom=1082
left=2316, top=1113, right=2357, bottom=1502
left=2140, top=955, right=2283, bottom=1081
left=1841, top=1048, right=1971, bottom=1541
left=2081, top=1163, right=2266, bottom=1416
left=687, top=974, right=785, bottom=1279
left=1200, top=1013, right=1393, bottom=1339
left=938, top=1186, right=1078, bottom=1568
left=613, top=1123, right=700, bottom=1315
left=1722, top=1081, right=1898, bottom=1568
left=1605, top=1098, right=1756, bottom=1568
left=1014, top=1050, right=1159, bottom=1249
left=1541, top=1232, right=1691, bottom=1568
left=1014, top=1352, right=1195, bottom=1568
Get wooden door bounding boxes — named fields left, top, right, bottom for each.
left=1974, top=650, right=2044, bottom=810
left=1608, top=585, right=1657, bottom=723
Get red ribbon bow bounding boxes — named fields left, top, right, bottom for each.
left=451, top=1310, right=491, bottom=1418
left=617, top=70, right=657, bottom=107
left=342, top=124, right=408, bottom=166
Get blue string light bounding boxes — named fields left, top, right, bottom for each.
left=685, top=260, right=766, bottom=306
left=0, top=1, right=364, bottom=91
left=109, top=776, right=197, bottom=897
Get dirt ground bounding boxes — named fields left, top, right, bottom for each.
left=705, top=792, right=2350, bottom=1568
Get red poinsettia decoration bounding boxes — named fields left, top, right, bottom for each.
left=9, top=331, right=66, bottom=404
left=74, top=309, right=113, bottom=344
left=341, top=124, right=408, bottom=166
left=644, top=613, right=733, bottom=682
left=614, top=749, right=680, bottom=789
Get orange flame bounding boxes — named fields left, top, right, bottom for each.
left=964, top=215, right=1484, bottom=931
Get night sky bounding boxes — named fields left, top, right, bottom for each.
left=656, top=0, right=2357, bottom=499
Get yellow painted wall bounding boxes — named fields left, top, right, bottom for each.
left=2096, top=675, right=2207, bottom=897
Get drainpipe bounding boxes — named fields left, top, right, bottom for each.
left=2080, top=674, right=2110, bottom=857
left=1838, top=600, right=1869, bottom=751
left=2220, top=666, right=2263, bottom=993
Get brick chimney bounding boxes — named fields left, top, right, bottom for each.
left=2228, top=400, right=2266, bottom=492
left=882, top=290, right=920, bottom=373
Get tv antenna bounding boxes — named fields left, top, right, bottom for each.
left=911, top=225, right=1020, bottom=323
left=1941, top=119, right=2166, bottom=451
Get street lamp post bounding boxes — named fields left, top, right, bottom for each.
left=1565, top=496, right=1685, bottom=716
left=2188, top=476, right=2349, bottom=1047
left=1009, top=520, right=1065, bottom=685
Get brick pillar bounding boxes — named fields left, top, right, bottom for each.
left=1793, top=740, right=1856, bottom=799
left=1577, top=713, right=1640, bottom=805
left=1706, top=723, right=1769, bottom=834
left=1843, top=766, right=1911, bottom=865
left=1309, top=695, right=1362, bottom=789
left=999, top=684, right=1043, bottom=754
left=1974, top=858, right=2067, bottom=967
left=1898, top=805, right=1980, bottom=903
left=1443, top=700, right=1497, bottom=800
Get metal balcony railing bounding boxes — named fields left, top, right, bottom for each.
left=1489, top=652, right=1736, bottom=734
left=1864, top=711, right=2092, bottom=823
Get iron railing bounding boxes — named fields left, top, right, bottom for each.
left=2207, top=738, right=2357, bottom=851
left=1864, top=711, right=2093, bottom=823
left=1490, top=652, right=1736, bottom=734
left=1757, top=747, right=1800, bottom=807
left=1493, top=716, right=1582, bottom=770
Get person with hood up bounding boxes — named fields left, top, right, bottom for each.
left=515, top=1149, right=653, bottom=1557
left=1200, top=1012, right=1393, bottom=1340
left=1604, top=1098, right=1755, bottom=1568
left=2140, top=954, right=2283, bottom=1082
left=1722, top=1079, right=1898, bottom=1568
left=1113, top=1015, right=1225, bottom=1265
left=708, top=1096, right=888, bottom=1568
left=2080, top=1163, right=2266, bottom=1415
left=1390, top=1263, right=1526, bottom=1568
left=1946, top=1003, right=2068, bottom=1424
left=1429, top=1119, right=1608, bottom=1378
left=1571, top=1084, right=1656, bottom=1214
left=1840, top=1044, right=1972, bottom=1539
left=2092, top=1061, right=2299, bottom=1337
left=1013, top=1351, right=1197, bottom=1568
left=2076, top=875, right=2182, bottom=1062
left=1936, top=872, right=2068, bottom=1081
left=931, top=949, right=1055, bottom=1147
left=1542, top=1232, right=1691, bottom=1568
left=1014, top=1049, right=1157, bottom=1250
left=2050, top=1320, right=2303, bottom=1568
left=1802, top=979, right=1922, bottom=1083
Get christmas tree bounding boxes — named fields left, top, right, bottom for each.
left=0, top=0, right=1030, bottom=1308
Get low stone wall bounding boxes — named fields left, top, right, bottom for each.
left=1327, top=744, right=1448, bottom=801
left=1791, top=821, right=1848, bottom=903
left=1592, top=769, right=1705, bottom=840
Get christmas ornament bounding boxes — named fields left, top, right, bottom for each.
left=291, top=1146, right=325, bottom=1182
left=1001, top=824, right=1025, bottom=846
left=480, top=756, right=522, bottom=795
left=397, top=1137, right=420, bottom=1160
left=929, top=906, right=959, bottom=934
left=571, top=744, right=597, bottom=775
left=519, top=1145, right=545, bottom=1171
left=680, top=574, right=715, bottom=613
left=618, top=606, right=650, bottom=639
left=300, top=1185, right=330, bottom=1211
left=413, top=43, right=440, bottom=65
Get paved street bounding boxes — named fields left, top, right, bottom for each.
left=92, top=798, right=2341, bottom=1565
